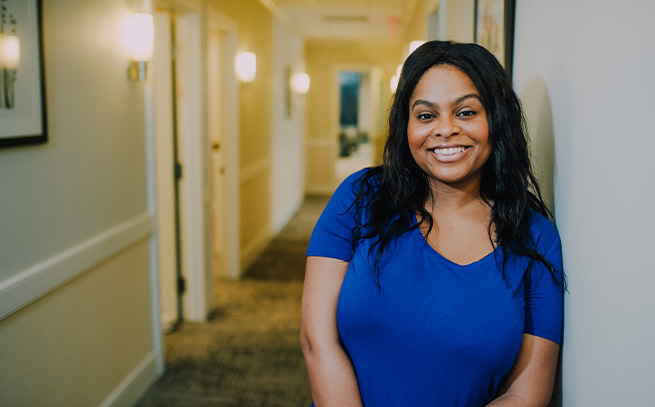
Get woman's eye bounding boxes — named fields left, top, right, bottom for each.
left=457, top=110, right=475, bottom=117
left=417, top=113, right=434, bottom=120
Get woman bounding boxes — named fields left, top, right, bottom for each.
left=300, top=40, right=565, bottom=407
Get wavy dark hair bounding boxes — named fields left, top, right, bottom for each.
left=351, top=40, right=565, bottom=289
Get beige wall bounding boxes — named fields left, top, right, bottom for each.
left=0, top=0, right=157, bottom=405
left=401, top=0, right=474, bottom=49
left=271, top=18, right=306, bottom=233
left=402, top=0, right=430, bottom=46
left=443, top=0, right=474, bottom=42
left=0, top=242, right=153, bottom=406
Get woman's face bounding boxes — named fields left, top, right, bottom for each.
left=407, top=65, right=491, bottom=191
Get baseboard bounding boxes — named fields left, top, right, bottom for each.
left=305, top=184, right=334, bottom=196
left=0, top=213, right=152, bottom=320
left=272, top=196, right=303, bottom=234
left=99, top=351, right=159, bottom=407
left=240, top=224, right=273, bottom=273
left=240, top=155, right=272, bottom=184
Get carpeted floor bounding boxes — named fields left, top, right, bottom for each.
left=135, top=196, right=328, bottom=407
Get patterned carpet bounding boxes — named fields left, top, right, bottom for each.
left=136, top=196, right=328, bottom=407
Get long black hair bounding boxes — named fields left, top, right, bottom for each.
left=351, top=40, right=565, bottom=289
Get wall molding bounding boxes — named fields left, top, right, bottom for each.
left=272, top=195, right=302, bottom=234
left=306, top=184, right=335, bottom=196
left=240, top=222, right=272, bottom=273
left=240, top=155, right=272, bottom=184
left=99, top=351, right=159, bottom=407
left=0, top=213, right=152, bottom=320
left=306, top=138, right=333, bottom=148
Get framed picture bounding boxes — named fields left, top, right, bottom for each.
left=474, top=0, right=516, bottom=78
left=0, top=0, right=47, bottom=148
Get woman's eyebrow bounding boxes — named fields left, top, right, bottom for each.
left=411, top=99, right=435, bottom=109
left=411, top=94, right=482, bottom=110
left=454, top=93, right=482, bottom=105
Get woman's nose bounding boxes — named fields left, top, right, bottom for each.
left=432, top=116, right=460, bottom=138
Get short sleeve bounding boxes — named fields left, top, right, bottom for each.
left=523, top=216, right=565, bottom=345
left=306, top=169, right=367, bottom=261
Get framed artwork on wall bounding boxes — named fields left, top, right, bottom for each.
left=0, top=0, right=47, bottom=148
left=474, top=0, right=516, bottom=78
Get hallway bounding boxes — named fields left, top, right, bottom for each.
left=135, top=196, right=328, bottom=407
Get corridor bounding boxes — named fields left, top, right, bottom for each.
left=135, top=197, right=329, bottom=407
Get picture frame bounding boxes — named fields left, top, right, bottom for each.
left=0, top=0, right=47, bottom=148
left=474, top=0, right=516, bottom=78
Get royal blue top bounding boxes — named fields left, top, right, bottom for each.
left=306, top=169, right=564, bottom=407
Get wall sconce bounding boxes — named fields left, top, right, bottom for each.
left=123, top=13, right=154, bottom=82
left=1, top=34, right=20, bottom=109
left=409, top=40, right=425, bottom=55
left=235, top=52, right=256, bottom=84
left=291, top=72, right=310, bottom=95
left=390, top=64, right=402, bottom=93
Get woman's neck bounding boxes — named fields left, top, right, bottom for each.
left=426, top=178, right=488, bottom=212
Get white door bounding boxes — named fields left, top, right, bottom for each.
left=208, top=24, right=225, bottom=275
left=153, top=9, right=181, bottom=330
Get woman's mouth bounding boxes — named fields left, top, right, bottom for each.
left=432, top=146, right=468, bottom=156
left=429, top=146, right=470, bottom=162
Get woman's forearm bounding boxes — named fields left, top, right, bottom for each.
left=301, top=340, right=363, bottom=406
left=301, top=257, right=362, bottom=406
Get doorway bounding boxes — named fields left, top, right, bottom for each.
left=152, top=4, right=240, bottom=327
left=335, top=69, right=377, bottom=185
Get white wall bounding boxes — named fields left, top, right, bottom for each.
left=513, top=1, right=655, bottom=405
left=271, top=19, right=306, bottom=233
left=0, top=0, right=158, bottom=404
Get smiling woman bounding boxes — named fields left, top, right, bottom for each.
left=301, top=40, right=566, bottom=407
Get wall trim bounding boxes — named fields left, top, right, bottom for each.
left=240, top=222, right=272, bottom=272
left=272, top=195, right=302, bottom=234
left=306, top=185, right=335, bottom=196
left=307, top=138, right=332, bottom=148
left=0, top=213, right=152, bottom=320
left=240, top=155, right=272, bottom=184
left=99, top=351, right=159, bottom=407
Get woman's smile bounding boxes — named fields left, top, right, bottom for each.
left=429, top=145, right=471, bottom=162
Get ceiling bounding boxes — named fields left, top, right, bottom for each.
left=265, top=0, right=418, bottom=45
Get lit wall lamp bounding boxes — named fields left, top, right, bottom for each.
left=291, top=72, right=310, bottom=95
left=123, top=13, right=154, bottom=82
left=1, top=33, right=20, bottom=109
left=390, top=41, right=424, bottom=93
left=390, top=64, right=402, bottom=93
left=409, top=40, right=425, bottom=55
left=235, top=52, right=256, bottom=85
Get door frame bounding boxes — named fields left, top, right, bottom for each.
left=207, top=6, right=240, bottom=282
left=149, top=0, right=240, bottom=329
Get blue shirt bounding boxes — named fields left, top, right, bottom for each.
left=306, top=169, right=563, bottom=407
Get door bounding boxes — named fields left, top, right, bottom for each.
left=208, top=23, right=225, bottom=278
left=153, top=9, right=183, bottom=330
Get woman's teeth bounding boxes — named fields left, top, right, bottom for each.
left=433, top=146, right=467, bottom=156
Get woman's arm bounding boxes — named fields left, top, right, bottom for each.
left=300, top=256, right=363, bottom=407
left=486, top=334, right=560, bottom=407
